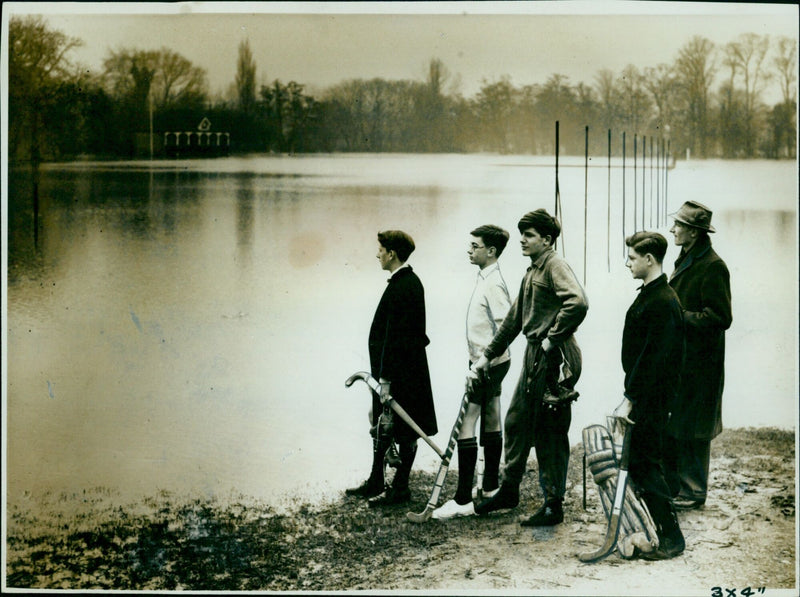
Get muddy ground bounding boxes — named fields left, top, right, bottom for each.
left=4, top=427, right=796, bottom=595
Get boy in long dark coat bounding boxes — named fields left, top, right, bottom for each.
left=666, top=201, right=732, bottom=510
left=346, top=230, right=438, bottom=506
left=614, top=231, right=686, bottom=560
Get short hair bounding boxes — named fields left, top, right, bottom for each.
left=625, top=231, right=668, bottom=263
left=377, top=230, right=416, bottom=262
left=470, top=225, right=510, bottom=257
left=517, top=209, right=561, bottom=241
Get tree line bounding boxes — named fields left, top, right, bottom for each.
left=8, top=15, right=797, bottom=166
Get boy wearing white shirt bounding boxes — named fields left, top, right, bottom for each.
left=433, top=225, right=512, bottom=519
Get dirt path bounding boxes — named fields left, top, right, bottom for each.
left=334, top=428, right=796, bottom=595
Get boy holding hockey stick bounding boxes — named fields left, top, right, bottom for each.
left=432, top=225, right=512, bottom=520
left=471, top=209, right=588, bottom=526
left=613, top=231, right=686, bottom=559
left=345, top=230, right=438, bottom=506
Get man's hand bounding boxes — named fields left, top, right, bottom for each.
left=467, top=355, right=490, bottom=392
left=612, top=396, right=635, bottom=425
left=541, top=337, right=554, bottom=353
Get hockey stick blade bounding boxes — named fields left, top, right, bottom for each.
left=578, top=470, right=628, bottom=562
left=407, top=505, right=436, bottom=523
left=407, top=393, right=469, bottom=523
left=578, top=423, right=633, bottom=563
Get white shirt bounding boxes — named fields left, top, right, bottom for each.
left=466, top=262, right=511, bottom=365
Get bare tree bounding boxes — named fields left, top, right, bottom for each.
left=643, top=64, right=678, bottom=138
left=9, top=15, right=83, bottom=164
left=674, top=36, right=717, bottom=158
left=609, top=65, right=653, bottom=141
left=772, top=36, right=797, bottom=106
left=769, top=36, right=797, bottom=158
left=155, top=49, right=207, bottom=109
left=724, top=33, right=771, bottom=156
left=103, top=47, right=208, bottom=111
left=594, top=68, right=619, bottom=132
left=235, top=39, right=257, bottom=114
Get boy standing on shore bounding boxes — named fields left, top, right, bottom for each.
left=471, top=209, right=588, bottom=527
left=614, top=231, right=686, bottom=560
left=346, top=230, right=438, bottom=506
left=433, top=225, right=512, bottom=520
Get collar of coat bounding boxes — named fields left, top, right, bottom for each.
left=387, top=264, right=413, bottom=283
left=670, top=235, right=712, bottom=281
left=638, top=273, right=669, bottom=294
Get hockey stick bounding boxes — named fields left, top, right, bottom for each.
left=578, top=420, right=633, bottom=563
left=407, top=391, right=471, bottom=522
left=345, top=371, right=444, bottom=458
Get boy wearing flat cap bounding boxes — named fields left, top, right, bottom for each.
left=665, top=201, right=732, bottom=510
left=471, top=209, right=588, bottom=526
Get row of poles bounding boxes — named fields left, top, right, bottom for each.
left=553, top=121, right=672, bottom=284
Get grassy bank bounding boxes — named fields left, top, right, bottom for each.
left=5, top=427, right=796, bottom=592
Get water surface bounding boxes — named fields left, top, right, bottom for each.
left=5, top=155, right=797, bottom=505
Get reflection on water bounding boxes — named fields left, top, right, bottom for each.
left=5, top=156, right=797, bottom=506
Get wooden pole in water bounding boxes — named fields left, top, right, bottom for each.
left=622, top=131, right=626, bottom=258
left=642, top=136, right=646, bottom=230
left=656, top=137, right=661, bottom=227
left=633, top=134, right=638, bottom=232
left=665, top=139, right=671, bottom=217
left=584, top=125, right=588, bottom=285
left=607, top=129, right=611, bottom=273
left=555, top=121, right=564, bottom=256
left=555, top=121, right=560, bottom=218
left=650, top=137, right=654, bottom=228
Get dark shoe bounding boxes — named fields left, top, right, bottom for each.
left=345, top=479, right=385, bottom=499
left=520, top=499, right=564, bottom=527
left=368, top=486, right=411, bottom=508
left=474, top=483, right=519, bottom=515
left=639, top=534, right=686, bottom=560
left=673, top=496, right=705, bottom=510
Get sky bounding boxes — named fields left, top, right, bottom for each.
left=3, top=1, right=798, bottom=103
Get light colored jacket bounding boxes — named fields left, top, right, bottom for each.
left=466, top=262, right=511, bottom=365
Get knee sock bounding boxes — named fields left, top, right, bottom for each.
left=482, top=431, right=502, bottom=492
left=455, top=437, right=478, bottom=504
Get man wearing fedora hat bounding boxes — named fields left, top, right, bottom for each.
left=666, top=201, right=732, bottom=510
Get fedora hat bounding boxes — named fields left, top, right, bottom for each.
left=670, top=201, right=716, bottom=233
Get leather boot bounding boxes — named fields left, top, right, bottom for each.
left=345, top=436, right=387, bottom=498
left=474, top=482, right=519, bottom=515
left=369, top=442, right=416, bottom=507
left=520, top=498, right=564, bottom=527
left=640, top=496, right=685, bottom=560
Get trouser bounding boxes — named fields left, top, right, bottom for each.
left=502, top=338, right=581, bottom=501
left=368, top=435, right=417, bottom=491
left=663, top=435, right=711, bottom=501
left=629, top=420, right=680, bottom=537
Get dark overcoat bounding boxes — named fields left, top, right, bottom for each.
left=667, top=236, right=732, bottom=440
left=369, top=266, right=437, bottom=442
left=622, top=274, right=685, bottom=427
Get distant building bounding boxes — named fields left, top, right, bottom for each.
left=135, top=117, right=231, bottom=158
